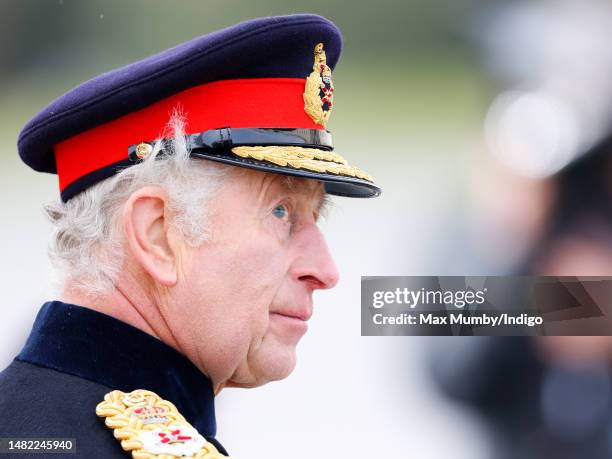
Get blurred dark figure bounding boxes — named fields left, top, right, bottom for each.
left=431, top=2, right=612, bottom=457
left=432, top=144, right=612, bottom=459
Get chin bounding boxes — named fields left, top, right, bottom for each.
left=252, top=346, right=298, bottom=386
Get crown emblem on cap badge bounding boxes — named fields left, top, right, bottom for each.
left=303, top=43, right=334, bottom=126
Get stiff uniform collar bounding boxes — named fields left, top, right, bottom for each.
left=18, top=301, right=219, bottom=442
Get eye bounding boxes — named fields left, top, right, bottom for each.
left=272, top=203, right=290, bottom=220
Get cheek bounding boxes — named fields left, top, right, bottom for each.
left=214, top=241, right=288, bottom=299
left=183, top=236, right=291, bottom=340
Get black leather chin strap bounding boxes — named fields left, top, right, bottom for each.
left=128, top=128, right=333, bottom=162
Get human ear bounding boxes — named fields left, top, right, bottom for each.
left=122, top=186, right=178, bottom=286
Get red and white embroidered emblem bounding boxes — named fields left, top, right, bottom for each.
left=139, top=425, right=205, bottom=456
left=133, top=405, right=170, bottom=425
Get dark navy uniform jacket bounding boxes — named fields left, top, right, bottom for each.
left=0, top=301, right=228, bottom=457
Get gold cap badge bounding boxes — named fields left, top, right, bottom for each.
left=303, top=43, right=334, bottom=126
left=96, top=389, right=227, bottom=458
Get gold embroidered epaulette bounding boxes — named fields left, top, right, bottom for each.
left=96, top=389, right=228, bottom=458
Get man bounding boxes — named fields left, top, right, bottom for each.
left=0, top=14, right=380, bottom=458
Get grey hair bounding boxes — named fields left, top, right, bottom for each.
left=44, top=114, right=231, bottom=296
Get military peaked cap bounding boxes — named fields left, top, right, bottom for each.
left=18, top=14, right=381, bottom=201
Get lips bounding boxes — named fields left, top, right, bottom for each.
left=271, top=306, right=312, bottom=322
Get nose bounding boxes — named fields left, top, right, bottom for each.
left=292, top=223, right=340, bottom=290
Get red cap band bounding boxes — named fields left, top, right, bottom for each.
left=54, top=77, right=322, bottom=192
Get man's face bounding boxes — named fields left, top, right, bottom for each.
left=169, top=170, right=339, bottom=390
